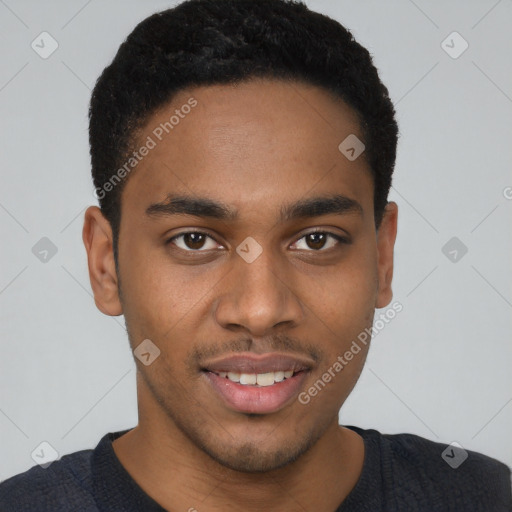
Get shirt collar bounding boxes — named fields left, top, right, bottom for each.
left=90, top=425, right=378, bottom=511
left=92, top=429, right=167, bottom=512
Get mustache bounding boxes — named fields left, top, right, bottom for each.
left=188, top=332, right=323, bottom=368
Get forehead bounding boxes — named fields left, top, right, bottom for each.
left=121, top=79, right=373, bottom=224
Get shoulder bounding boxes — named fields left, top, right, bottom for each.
left=0, top=449, right=97, bottom=512
left=378, top=429, right=511, bottom=510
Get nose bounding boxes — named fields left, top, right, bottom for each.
left=213, top=245, right=304, bottom=337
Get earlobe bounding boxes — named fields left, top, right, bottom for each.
left=82, top=206, right=123, bottom=316
left=375, top=201, right=398, bottom=309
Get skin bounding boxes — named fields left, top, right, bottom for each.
left=83, top=79, right=398, bottom=511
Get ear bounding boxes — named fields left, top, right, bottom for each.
left=375, top=201, right=398, bottom=309
left=82, top=206, right=123, bottom=316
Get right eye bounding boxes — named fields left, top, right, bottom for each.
left=166, top=231, right=223, bottom=252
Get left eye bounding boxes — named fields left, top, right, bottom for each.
left=167, top=231, right=346, bottom=252
left=291, top=231, right=347, bottom=251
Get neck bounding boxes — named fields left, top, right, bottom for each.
left=113, top=419, right=364, bottom=512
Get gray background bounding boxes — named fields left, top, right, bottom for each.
left=1, top=0, right=511, bottom=480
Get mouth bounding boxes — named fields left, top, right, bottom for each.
left=209, top=369, right=299, bottom=386
left=201, top=353, right=313, bottom=414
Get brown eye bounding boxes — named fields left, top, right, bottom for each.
left=306, top=232, right=328, bottom=250
left=168, top=232, right=220, bottom=251
left=292, top=231, right=348, bottom=252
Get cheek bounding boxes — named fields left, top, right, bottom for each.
left=117, top=242, right=174, bottom=337
left=299, top=245, right=378, bottom=332
left=118, top=242, right=220, bottom=342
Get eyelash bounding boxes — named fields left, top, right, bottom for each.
left=166, top=229, right=349, bottom=253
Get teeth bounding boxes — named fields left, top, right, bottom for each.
left=239, top=373, right=257, bottom=385
left=227, top=372, right=240, bottom=382
left=215, top=370, right=296, bottom=386
left=256, top=372, right=275, bottom=387
left=274, top=371, right=285, bottom=382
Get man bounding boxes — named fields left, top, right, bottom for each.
left=1, top=0, right=510, bottom=510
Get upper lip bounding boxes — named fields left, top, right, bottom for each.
left=201, top=353, right=315, bottom=374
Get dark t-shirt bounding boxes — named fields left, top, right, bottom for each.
left=0, top=425, right=510, bottom=511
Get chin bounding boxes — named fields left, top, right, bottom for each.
left=198, top=431, right=320, bottom=474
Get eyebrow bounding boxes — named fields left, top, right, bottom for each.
left=145, top=193, right=363, bottom=223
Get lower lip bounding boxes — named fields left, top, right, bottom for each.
left=204, top=371, right=308, bottom=414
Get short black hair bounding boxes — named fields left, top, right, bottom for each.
left=89, top=0, right=399, bottom=257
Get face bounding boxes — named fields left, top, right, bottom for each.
left=83, top=79, right=397, bottom=473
